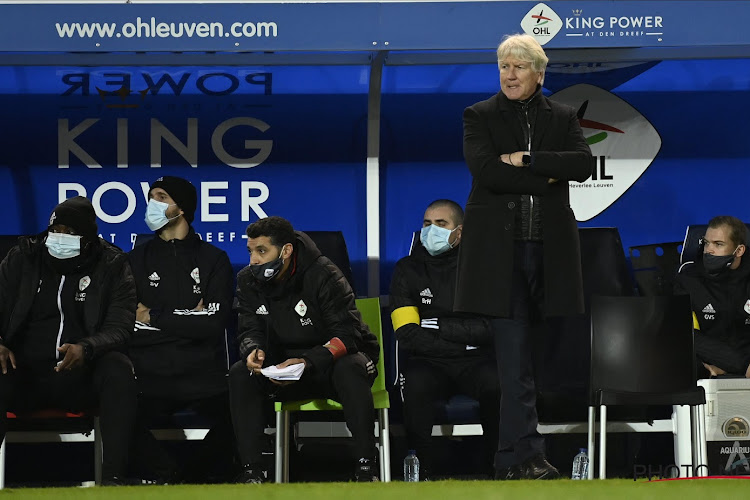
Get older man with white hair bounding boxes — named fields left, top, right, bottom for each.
left=455, top=34, right=593, bottom=480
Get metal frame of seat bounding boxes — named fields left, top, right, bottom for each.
left=587, top=295, right=708, bottom=479
left=274, top=297, right=391, bottom=483
left=0, top=411, right=102, bottom=488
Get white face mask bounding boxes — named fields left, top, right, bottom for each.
left=145, top=199, right=180, bottom=231
left=420, top=224, right=458, bottom=256
left=45, top=232, right=82, bottom=260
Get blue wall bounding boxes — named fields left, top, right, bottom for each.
left=1, top=59, right=749, bottom=295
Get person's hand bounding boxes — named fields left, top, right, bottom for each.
left=276, top=358, right=306, bottom=370
left=0, top=345, right=17, bottom=375
left=136, top=302, right=151, bottom=324
left=55, top=343, right=85, bottom=372
left=703, top=362, right=726, bottom=377
left=246, top=348, right=266, bottom=374
left=501, top=151, right=528, bottom=167
left=547, top=178, right=558, bottom=184
left=269, top=358, right=307, bottom=386
left=193, top=299, right=205, bottom=311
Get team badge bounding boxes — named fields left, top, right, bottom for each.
left=295, top=300, right=307, bottom=317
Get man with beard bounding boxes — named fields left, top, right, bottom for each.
left=128, top=176, right=234, bottom=482
left=229, top=216, right=380, bottom=483
left=676, top=216, right=750, bottom=378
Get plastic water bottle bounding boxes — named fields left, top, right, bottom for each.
left=404, top=450, right=420, bottom=482
left=571, top=448, right=589, bottom=480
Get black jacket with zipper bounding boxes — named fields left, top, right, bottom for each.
left=128, top=229, right=233, bottom=399
left=390, top=241, right=493, bottom=359
left=236, top=231, right=379, bottom=373
left=0, top=234, right=136, bottom=361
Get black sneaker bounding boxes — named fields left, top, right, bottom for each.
left=354, top=457, right=379, bottom=482
left=518, top=455, right=561, bottom=480
left=494, top=465, right=522, bottom=480
left=235, top=465, right=267, bottom=484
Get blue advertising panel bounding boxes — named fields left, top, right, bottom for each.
left=380, top=59, right=750, bottom=292
left=1, top=2, right=749, bottom=52
left=0, top=65, right=372, bottom=293
left=2, top=59, right=750, bottom=296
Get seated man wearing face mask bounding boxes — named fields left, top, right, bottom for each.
left=390, top=199, right=500, bottom=478
left=229, top=216, right=381, bottom=483
left=127, top=176, right=235, bottom=483
left=0, top=196, right=138, bottom=485
left=675, top=215, right=750, bottom=378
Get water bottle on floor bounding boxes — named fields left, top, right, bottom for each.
left=404, top=450, right=420, bottom=482
left=571, top=448, right=589, bottom=480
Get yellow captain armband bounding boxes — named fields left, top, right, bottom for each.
left=692, top=311, right=700, bottom=331
left=391, top=306, right=420, bottom=331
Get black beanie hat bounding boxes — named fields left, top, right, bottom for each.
left=149, top=176, right=197, bottom=224
left=48, top=196, right=98, bottom=241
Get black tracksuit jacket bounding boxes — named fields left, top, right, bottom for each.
left=128, top=229, right=233, bottom=398
left=390, top=242, right=493, bottom=360
left=0, top=235, right=136, bottom=362
left=235, top=231, right=379, bottom=373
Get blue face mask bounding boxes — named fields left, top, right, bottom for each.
left=45, top=232, right=82, bottom=260
left=145, top=199, right=180, bottom=231
left=420, top=224, right=458, bottom=256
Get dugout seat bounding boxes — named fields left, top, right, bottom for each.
left=274, top=297, right=391, bottom=483
left=587, top=295, right=707, bottom=479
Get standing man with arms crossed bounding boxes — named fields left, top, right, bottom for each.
left=455, top=34, right=593, bottom=480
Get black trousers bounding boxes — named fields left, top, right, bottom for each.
left=0, top=351, right=137, bottom=479
left=491, top=241, right=546, bottom=469
left=402, top=354, right=500, bottom=473
left=228, top=352, right=377, bottom=466
left=695, top=333, right=750, bottom=376
left=131, top=390, right=235, bottom=481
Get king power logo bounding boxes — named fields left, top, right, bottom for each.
left=549, top=84, right=662, bottom=222
left=521, top=3, right=563, bottom=45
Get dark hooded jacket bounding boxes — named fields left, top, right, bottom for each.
left=235, top=231, right=379, bottom=373
left=0, top=234, right=136, bottom=362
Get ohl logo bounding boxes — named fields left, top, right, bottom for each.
left=532, top=10, right=552, bottom=27
left=550, top=84, right=662, bottom=222
left=577, top=100, right=625, bottom=146
left=521, top=3, right=563, bottom=45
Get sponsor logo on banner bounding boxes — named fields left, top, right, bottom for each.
left=549, top=84, right=662, bottom=222
left=521, top=3, right=563, bottom=45
left=562, top=8, right=664, bottom=41
left=724, top=417, right=750, bottom=439
left=720, top=440, right=750, bottom=474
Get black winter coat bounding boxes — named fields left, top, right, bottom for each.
left=236, top=231, right=379, bottom=373
left=0, top=235, right=136, bottom=358
left=455, top=90, right=593, bottom=318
